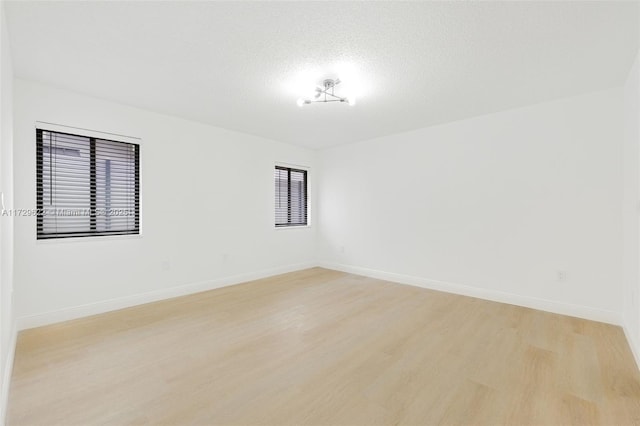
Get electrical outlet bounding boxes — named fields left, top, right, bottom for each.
left=222, top=253, right=229, bottom=262
left=339, top=245, right=345, bottom=254
left=556, top=270, right=567, bottom=282
left=161, top=260, right=171, bottom=271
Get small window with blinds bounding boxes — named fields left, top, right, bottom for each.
left=275, top=166, right=308, bottom=227
left=36, top=129, right=140, bottom=239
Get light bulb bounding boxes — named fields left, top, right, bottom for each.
left=347, top=97, right=356, bottom=106
left=296, top=98, right=305, bottom=107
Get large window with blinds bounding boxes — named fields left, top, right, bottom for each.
left=36, top=129, right=140, bottom=239
left=275, top=166, right=308, bottom=227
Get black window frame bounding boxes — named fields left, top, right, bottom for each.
left=36, top=128, right=140, bottom=240
left=275, top=165, right=308, bottom=227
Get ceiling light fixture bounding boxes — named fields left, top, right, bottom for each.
left=296, top=79, right=355, bottom=107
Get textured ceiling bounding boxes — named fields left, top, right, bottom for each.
left=4, top=1, right=639, bottom=149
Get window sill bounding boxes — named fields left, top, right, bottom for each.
left=36, top=233, right=142, bottom=244
left=274, top=225, right=312, bottom=230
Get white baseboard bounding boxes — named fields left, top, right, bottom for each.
left=1, top=320, right=17, bottom=426
left=623, top=324, right=640, bottom=371
left=14, top=259, right=624, bottom=332
left=17, top=262, right=316, bottom=331
left=319, top=262, right=622, bottom=325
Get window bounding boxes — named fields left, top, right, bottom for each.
left=36, top=129, right=140, bottom=239
left=275, top=166, right=308, bottom=227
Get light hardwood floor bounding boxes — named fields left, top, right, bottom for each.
left=7, top=268, right=640, bottom=425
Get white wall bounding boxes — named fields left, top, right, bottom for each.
left=318, top=88, right=624, bottom=323
left=6, top=56, right=637, bottom=364
left=0, top=3, right=15, bottom=423
left=623, top=49, right=640, bottom=366
left=12, top=79, right=317, bottom=327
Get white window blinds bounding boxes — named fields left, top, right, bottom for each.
left=275, top=166, right=308, bottom=227
left=36, top=129, right=140, bottom=239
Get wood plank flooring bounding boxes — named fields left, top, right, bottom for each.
left=7, top=268, right=640, bottom=425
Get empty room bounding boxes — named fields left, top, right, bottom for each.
left=1, top=0, right=640, bottom=425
